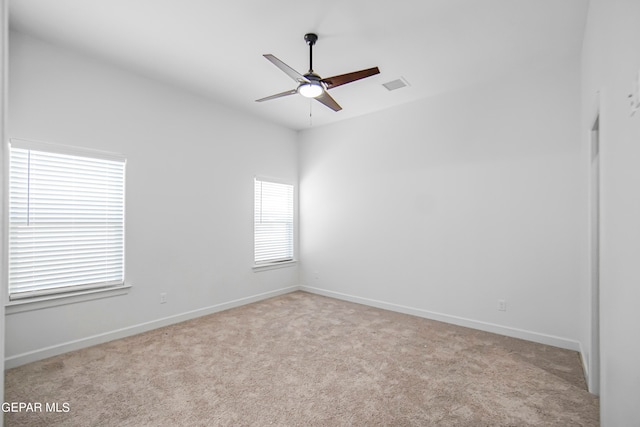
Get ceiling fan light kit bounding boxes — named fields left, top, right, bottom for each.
left=298, top=82, right=323, bottom=98
left=256, top=33, right=380, bottom=111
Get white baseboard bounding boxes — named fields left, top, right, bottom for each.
left=579, top=341, right=591, bottom=390
left=301, top=286, right=582, bottom=352
left=5, top=285, right=301, bottom=369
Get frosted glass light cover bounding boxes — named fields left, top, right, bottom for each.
left=298, top=83, right=323, bottom=98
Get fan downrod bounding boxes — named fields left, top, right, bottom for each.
left=304, top=33, right=318, bottom=72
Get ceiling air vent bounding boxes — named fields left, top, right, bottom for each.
left=382, top=77, right=409, bottom=91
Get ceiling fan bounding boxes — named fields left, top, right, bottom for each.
left=256, top=33, right=380, bottom=112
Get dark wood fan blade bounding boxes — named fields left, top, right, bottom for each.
left=255, top=89, right=298, bottom=102
left=315, top=91, right=342, bottom=111
left=321, top=67, right=380, bottom=90
left=263, top=54, right=310, bottom=83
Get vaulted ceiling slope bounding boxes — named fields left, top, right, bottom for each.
left=9, top=0, right=588, bottom=130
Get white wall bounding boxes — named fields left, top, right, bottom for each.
left=5, top=31, right=299, bottom=366
left=299, top=57, right=586, bottom=351
left=582, top=0, right=640, bottom=424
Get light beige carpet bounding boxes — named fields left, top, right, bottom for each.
left=5, top=291, right=599, bottom=426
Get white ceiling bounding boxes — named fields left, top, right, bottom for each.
left=9, top=0, right=588, bottom=131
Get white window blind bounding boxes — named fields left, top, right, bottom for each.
left=8, top=140, right=125, bottom=300
left=254, top=178, right=294, bottom=264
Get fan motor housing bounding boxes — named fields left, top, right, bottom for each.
left=303, top=72, right=322, bottom=81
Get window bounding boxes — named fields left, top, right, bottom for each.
left=8, top=139, right=125, bottom=300
left=254, top=178, right=294, bottom=265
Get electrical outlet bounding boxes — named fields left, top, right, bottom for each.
left=498, top=299, right=507, bottom=312
left=160, top=293, right=167, bottom=304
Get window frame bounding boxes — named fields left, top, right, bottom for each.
left=5, top=138, right=128, bottom=308
left=253, top=176, right=296, bottom=270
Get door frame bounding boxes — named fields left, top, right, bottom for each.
left=588, top=96, right=601, bottom=396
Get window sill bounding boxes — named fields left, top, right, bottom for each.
left=5, top=284, right=132, bottom=314
left=252, top=260, right=298, bottom=272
